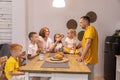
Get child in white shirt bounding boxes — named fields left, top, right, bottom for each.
left=27, top=32, right=42, bottom=80
left=50, top=33, right=64, bottom=52
left=64, top=29, right=80, bottom=54
left=27, top=32, right=41, bottom=60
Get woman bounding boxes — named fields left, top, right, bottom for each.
left=39, top=27, right=53, bottom=52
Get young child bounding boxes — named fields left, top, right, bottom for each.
left=64, top=29, right=80, bottom=54
left=50, top=33, right=64, bottom=52
left=28, top=32, right=42, bottom=80
left=4, top=44, right=25, bottom=80
left=27, top=32, right=42, bottom=60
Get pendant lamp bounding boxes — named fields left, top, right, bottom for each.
left=52, top=0, right=65, bottom=8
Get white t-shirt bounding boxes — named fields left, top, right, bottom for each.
left=65, top=37, right=76, bottom=48
left=55, top=43, right=63, bottom=50
left=28, top=41, right=38, bottom=56
left=39, top=36, right=53, bottom=49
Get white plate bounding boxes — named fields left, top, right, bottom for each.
left=50, top=57, right=63, bottom=61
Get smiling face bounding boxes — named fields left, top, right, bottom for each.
left=39, top=27, right=50, bottom=38
left=67, top=30, right=72, bottom=38
left=55, top=34, right=61, bottom=41
left=79, top=16, right=90, bottom=29
left=54, top=34, right=62, bottom=43
left=29, top=32, right=38, bottom=43
left=67, top=29, right=76, bottom=39
left=31, top=34, right=39, bottom=43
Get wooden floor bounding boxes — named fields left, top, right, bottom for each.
left=0, top=75, right=7, bottom=80
left=95, top=76, right=105, bottom=80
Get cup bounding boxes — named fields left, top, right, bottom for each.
left=39, top=53, right=44, bottom=60
left=70, top=50, right=74, bottom=54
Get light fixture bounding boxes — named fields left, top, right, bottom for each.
left=52, top=0, right=65, bottom=8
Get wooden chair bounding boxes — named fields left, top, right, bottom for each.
left=0, top=56, right=8, bottom=80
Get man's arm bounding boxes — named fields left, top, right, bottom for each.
left=76, top=38, right=92, bottom=62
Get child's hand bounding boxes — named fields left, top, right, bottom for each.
left=36, top=48, right=42, bottom=55
left=56, top=37, right=62, bottom=42
left=76, top=43, right=81, bottom=49
left=21, top=51, right=26, bottom=56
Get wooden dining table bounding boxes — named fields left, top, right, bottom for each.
left=19, top=53, right=91, bottom=80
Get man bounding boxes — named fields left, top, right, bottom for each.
left=76, top=16, right=98, bottom=80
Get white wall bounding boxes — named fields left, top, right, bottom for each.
left=12, top=0, right=27, bottom=50
left=26, top=0, right=120, bottom=77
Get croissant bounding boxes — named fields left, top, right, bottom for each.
left=53, top=52, right=64, bottom=59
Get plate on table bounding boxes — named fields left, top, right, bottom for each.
left=45, top=57, right=68, bottom=63
left=50, top=57, right=63, bottom=61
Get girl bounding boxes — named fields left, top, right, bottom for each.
left=50, top=33, right=64, bottom=52
left=64, top=29, right=80, bottom=54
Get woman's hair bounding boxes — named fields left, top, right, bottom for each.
left=39, top=27, right=49, bottom=38
left=54, top=33, right=62, bottom=43
left=9, top=43, right=22, bottom=53
left=68, top=29, right=76, bottom=37
left=28, top=32, right=37, bottom=40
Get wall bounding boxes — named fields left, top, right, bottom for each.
left=12, top=0, right=27, bottom=50
left=26, top=0, right=120, bottom=77
left=12, top=0, right=120, bottom=77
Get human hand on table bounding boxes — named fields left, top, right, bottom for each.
left=76, top=56, right=84, bottom=62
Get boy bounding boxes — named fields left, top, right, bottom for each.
left=28, top=32, right=41, bottom=80
left=28, top=32, right=42, bottom=60
left=4, top=44, right=25, bottom=80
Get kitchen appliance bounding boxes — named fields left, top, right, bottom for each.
left=104, top=36, right=120, bottom=80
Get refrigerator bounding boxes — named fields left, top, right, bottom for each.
left=104, top=36, right=120, bottom=80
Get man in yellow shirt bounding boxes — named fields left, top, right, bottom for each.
left=76, top=16, right=98, bottom=80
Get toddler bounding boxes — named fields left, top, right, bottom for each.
left=4, top=44, right=25, bottom=80
left=64, top=29, right=80, bottom=54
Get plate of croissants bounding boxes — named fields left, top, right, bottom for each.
left=45, top=52, right=68, bottom=63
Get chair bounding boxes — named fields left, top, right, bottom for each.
left=0, top=56, right=8, bottom=80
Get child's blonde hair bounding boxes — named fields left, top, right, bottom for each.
left=68, top=29, right=76, bottom=37
left=9, top=44, right=22, bottom=53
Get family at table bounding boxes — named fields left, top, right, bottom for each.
left=4, top=16, right=98, bottom=80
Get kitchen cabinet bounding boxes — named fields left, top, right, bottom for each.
left=116, top=55, right=120, bottom=80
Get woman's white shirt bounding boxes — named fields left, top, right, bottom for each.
left=39, top=36, right=53, bottom=49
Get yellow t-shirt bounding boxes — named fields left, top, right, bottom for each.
left=81, top=25, right=98, bottom=64
left=5, top=56, right=19, bottom=79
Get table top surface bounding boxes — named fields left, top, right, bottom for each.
left=19, top=53, right=91, bottom=74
